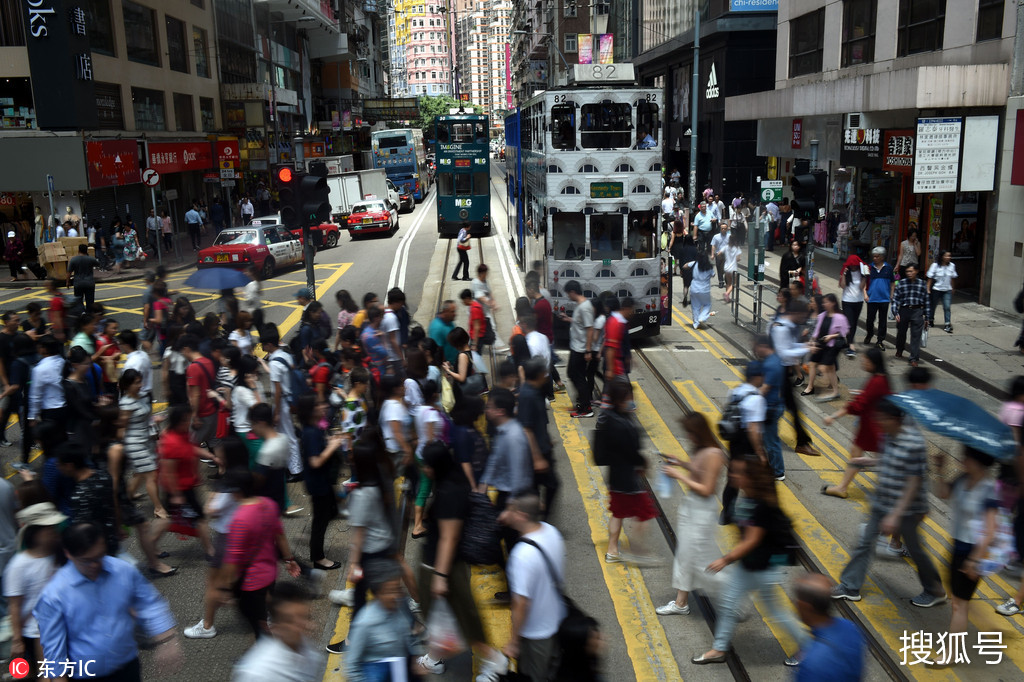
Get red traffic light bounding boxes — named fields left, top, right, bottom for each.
left=277, top=167, right=294, bottom=183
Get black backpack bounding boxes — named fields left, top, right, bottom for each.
left=718, top=387, right=751, bottom=442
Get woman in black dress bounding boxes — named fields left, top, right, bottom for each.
left=779, top=240, right=805, bottom=291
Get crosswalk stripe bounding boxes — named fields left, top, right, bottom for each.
left=550, top=392, right=681, bottom=681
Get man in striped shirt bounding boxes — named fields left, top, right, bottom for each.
left=893, top=264, right=930, bottom=367
left=831, top=398, right=947, bottom=608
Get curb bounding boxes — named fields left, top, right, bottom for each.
left=0, top=257, right=197, bottom=290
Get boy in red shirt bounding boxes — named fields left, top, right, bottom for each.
left=461, top=288, right=486, bottom=350
left=181, top=335, right=222, bottom=457
left=603, top=296, right=634, bottom=387
left=151, top=404, right=213, bottom=556
left=308, top=339, right=333, bottom=401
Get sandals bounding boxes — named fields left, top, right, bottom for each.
left=821, top=485, right=849, bottom=499
left=800, top=388, right=814, bottom=396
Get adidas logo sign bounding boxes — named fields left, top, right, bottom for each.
left=705, top=63, right=720, bottom=99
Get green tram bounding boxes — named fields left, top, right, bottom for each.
left=434, top=114, right=491, bottom=237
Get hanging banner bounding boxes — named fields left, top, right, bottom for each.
left=578, top=34, right=593, bottom=65
left=599, top=34, right=614, bottom=64
left=505, top=43, right=513, bottom=108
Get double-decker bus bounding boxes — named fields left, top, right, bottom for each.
left=434, top=114, right=491, bottom=237
left=371, top=128, right=430, bottom=201
left=504, top=65, right=669, bottom=337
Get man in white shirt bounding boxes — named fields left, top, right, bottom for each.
left=239, top=196, right=255, bottom=225
left=522, top=314, right=549, bottom=361
left=118, top=330, right=153, bottom=400
left=472, top=263, right=508, bottom=351
left=146, top=209, right=161, bottom=250
left=710, top=222, right=730, bottom=289
left=770, top=299, right=820, bottom=457
left=27, top=335, right=66, bottom=423
left=261, top=324, right=303, bottom=480
left=661, top=190, right=675, bottom=222
left=232, top=583, right=322, bottom=681
left=500, top=493, right=566, bottom=682
left=381, top=288, right=404, bottom=370
left=561, top=281, right=596, bottom=418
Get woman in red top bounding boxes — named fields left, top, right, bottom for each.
left=821, top=347, right=891, bottom=499
left=96, top=318, right=121, bottom=395
left=149, top=282, right=174, bottom=352
left=151, top=405, right=214, bottom=556
left=221, top=469, right=300, bottom=637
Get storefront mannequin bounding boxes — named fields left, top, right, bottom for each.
left=34, top=207, right=44, bottom=248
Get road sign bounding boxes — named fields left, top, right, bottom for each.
left=142, top=167, right=160, bottom=187
left=220, top=159, right=235, bottom=170
left=46, top=174, right=54, bottom=193
left=220, top=168, right=235, bottom=180
left=221, top=179, right=236, bottom=187
left=760, top=180, right=783, bottom=202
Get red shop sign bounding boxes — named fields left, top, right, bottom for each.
left=791, top=119, right=803, bottom=149
left=85, top=140, right=141, bottom=189
left=216, top=138, right=240, bottom=164
left=147, top=141, right=215, bottom=174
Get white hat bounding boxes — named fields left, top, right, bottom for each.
left=5, top=231, right=13, bottom=238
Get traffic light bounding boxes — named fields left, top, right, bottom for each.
left=300, top=164, right=331, bottom=227
left=790, top=171, right=827, bottom=222
left=277, top=166, right=302, bottom=228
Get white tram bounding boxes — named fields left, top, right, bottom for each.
left=510, top=65, right=669, bottom=337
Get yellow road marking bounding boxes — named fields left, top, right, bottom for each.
left=550, top=392, right=681, bottom=681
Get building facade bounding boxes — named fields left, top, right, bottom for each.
left=487, top=0, right=513, bottom=128
left=726, top=0, right=1017, bottom=309
left=510, top=0, right=589, bottom=103
left=394, top=0, right=451, bottom=97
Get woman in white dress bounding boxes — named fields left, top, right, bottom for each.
left=656, top=412, right=727, bottom=616
left=722, top=231, right=744, bottom=305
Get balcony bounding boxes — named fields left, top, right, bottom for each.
left=260, top=0, right=338, bottom=28
left=308, top=31, right=352, bottom=61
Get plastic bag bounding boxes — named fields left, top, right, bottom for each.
left=426, top=598, right=466, bottom=657
left=920, top=327, right=928, bottom=348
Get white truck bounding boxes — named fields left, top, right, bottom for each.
left=307, top=155, right=354, bottom=175
left=326, top=169, right=401, bottom=220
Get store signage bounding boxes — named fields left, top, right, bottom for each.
left=883, top=130, right=915, bottom=173
left=20, top=0, right=97, bottom=129
left=729, top=0, right=779, bottom=10
left=914, top=117, right=962, bottom=194
left=840, top=127, right=882, bottom=166
left=147, top=142, right=215, bottom=174
left=217, top=138, right=240, bottom=165
left=705, top=63, right=720, bottom=99
left=590, top=182, right=623, bottom=198
left=85, top=140, right=140, bottom=188
left=791, top=119, right=802, bottom=149
left=760, top=180, right=783, bottom=202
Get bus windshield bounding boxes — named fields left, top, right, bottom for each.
left=376, top=134, right=409, bottom=149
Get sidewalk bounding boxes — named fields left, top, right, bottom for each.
left=758, top=246, right=1024, bottom=400
left=0, top=231, right=212, bottom=289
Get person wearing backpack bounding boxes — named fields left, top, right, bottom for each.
left=181, top=335, right=222, bottom=460
left=1, top=334, right=37, bottom=462
left=719, top=362, right=768, bottom=525
left=261, top=324, right=303, bottom=483
left=693, top=455, right=806, bottom=666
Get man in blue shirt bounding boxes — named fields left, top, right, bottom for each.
left=428, top=300, right=458, bottom=365
left=862, top=246, right=896, bottom=350
left=35, top=522, right=181, bottom=680
left=755, top=334, right=786, bottom=480
left=692, top=203, right=714, bottom=254
left=184, top=202, right=203, bottom=251
left=793, top=572, right=864, bottom=681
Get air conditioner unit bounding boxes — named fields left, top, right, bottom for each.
left=845, top=112, right=863, bottom=129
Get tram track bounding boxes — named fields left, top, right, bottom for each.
left=633, top=346, right=910, bottom=682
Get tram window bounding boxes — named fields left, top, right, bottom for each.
left=551, top=212, right=586, bottom=261
left=436, top=125, right=450, bottom=143
left=473, top=172, right=488, bottom=194
left=523, top=113, right=533, bottom=151
left=437, top=172, right=454, bottom=197
left=627, top=210, right=657, bottom=258
left=559, top=185, right=580, bottom=195
left=615, top=164, right=634, bottom=172
left=580, top=102, right=632, bottom=149
left=637, top=100, right=660, bottom=146
left=474, top=122, right=487, bottom=143
left=551, top=104, right=575, bottom=150
left=450, top=123, right=473, bottom=142
left=455, top=173, right=471, bottom=195
left=590, top=213, right=623, bottom=261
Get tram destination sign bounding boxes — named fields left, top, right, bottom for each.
left=590, top=182, right=624, bottom=198
left=571, top=64, right=636, bottom=84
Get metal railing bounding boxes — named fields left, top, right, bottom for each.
left=729, top=270, right=779, bottom=335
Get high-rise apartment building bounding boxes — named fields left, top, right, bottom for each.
left=487, top=0, right=513, bottom=126
left=390, top=0, right=451, bottom=97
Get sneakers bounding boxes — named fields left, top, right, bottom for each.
left=995, top=598, right=1021, bottom=616
left=326, top=640, right=348, bottom=655
left=830, top=585, right=862, bottom=602
left=910, top=591, right=947, bottom=608
left=474, top=653, right=509, bottom=682
left=886, top=545, right=911, bottom=558
left=285, top=505, right=305, bottom=516
left=784, top=656, right=800, bottom=667
left=0, top=439, right=12, bottom=447
left=944, top=325, right=953, bottom=333
left=328, top=588, right=354, bottom=606
left=417, top=654, right=446, bottom=675
left=571, top=409, right=595, bottom=418
left=655, top=600, right=690, bottom=615
left=775, top=474, right=786, bottom=482
left=183, top=619, right=217, bottom=639
left=604, top=553, right=622, bottom=564
left=409, top=598, right=421, bottom=613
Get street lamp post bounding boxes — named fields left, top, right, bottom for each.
left=689, top=6, right=700, bottom=210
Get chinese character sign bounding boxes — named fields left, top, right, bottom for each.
left=914, top=117, right=962, bottom=193
left=791, top=119, right=802, bottom=149
left=883, top=129, right=915, bottom=173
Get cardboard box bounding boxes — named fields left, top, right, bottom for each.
left=39, top=242, right=67, bottom=263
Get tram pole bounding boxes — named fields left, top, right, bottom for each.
left=688, top=5, right=700, bottom=209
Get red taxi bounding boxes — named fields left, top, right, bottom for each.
left=198, top=221, right=303, bottom=278
left=288, top=221, right=341, bottom=249
left=345, top=199, right=398, bottom=239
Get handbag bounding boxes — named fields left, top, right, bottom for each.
left=518, top=538, right=589, bottom=636
left=459, top=492, right=503, bottom=565
left=921, top=326, right=928, bottom=348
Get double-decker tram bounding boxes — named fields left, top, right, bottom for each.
left=434, top=114, right=491, bottom=237
left=371, top=128, right=430, bottom=201
left=505, top=64, right=669, bottom=337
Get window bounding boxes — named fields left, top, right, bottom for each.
left=123, top=1, right=159, bottom=66
left=841, top=0, right=876, bottom=66
left=590, top=214, right=623, bottom=261
left=173, top=93, right=194, bottom=131
left=564, top=0, right=577, bottom=16
left=85, top=0, right=115, bottom=55
left=166, top=16, right=188, bottom=73
left=432, top=71, right=437, bottom=78
left=897, top=0, right=945, bottom=56
left=977, top=0, right=1003, bottom=41
left=473, top=172, right=488, bottom=194
left=789, top=9, right=825, bottom=77
left=637, top=100, right=659, bottom=146
left=132, top=87, right=165, bottom=130
left=551, top=103, right=575, bottom=150
left=579, top=163, right=598, bottom=172
left=564, top=33, right=577, bottom=52
left=193, top=27, right=210, bottom=78
left=190, top=0, right=203, bottom=7
left=94, top=82, right=124, bottom=130
left=455, top=173, right=471, bottom=195
left=552, top=212, right=586, bottom=260
left=580, top=102, right=632, bottom=149
left=263, top=228, right=280, bottom=244
left=200, top=96, right=215, bottom=132
left=627, top=210, right=657, bottom=257
left=560, top=185, right=581, bottom=194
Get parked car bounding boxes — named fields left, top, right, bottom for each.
left=288, top=221, right=341, bottom=249
left=345, top=199, right=397, bottom=239
left=197, top=217, right=302, bottom=278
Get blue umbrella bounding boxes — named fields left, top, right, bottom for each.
left=184, top=268, right=252, bottom=290
left=889, top=389, right=1017, bottom=462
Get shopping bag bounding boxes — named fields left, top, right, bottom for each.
left=921, top=327, right=928, bottom=348
left=426, top=598, right=466, bottom=657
